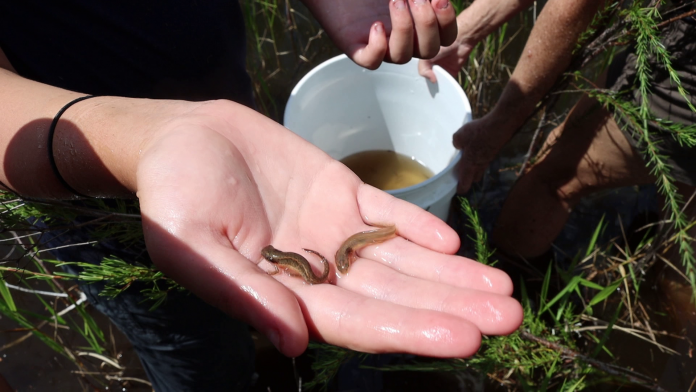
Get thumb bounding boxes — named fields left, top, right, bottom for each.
left=455, top=156, right=474, bottom=194
left=452, top=123, right=472, bottom=150
left=418, top=59, right=438, bottom=83
left=347, top=22, right=388, bottom=70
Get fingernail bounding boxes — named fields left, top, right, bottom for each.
left=437, top=0, right=450, bottom=9
left=412, top=0, right=427, bottom=5
left=392, top=0, right=406, bottom=10
left=373, top=22, right=383, bottom=33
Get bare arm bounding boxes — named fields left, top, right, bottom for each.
left=454, top=0, right=605, bottom=191
left=0, top=48, right=522, bottom=357
left=479, top=0, right=605, bottom=133
left=0, top=57, right=154, bottom=198
left=419, top=0, right=536, bottom=81
left=457, top=0, right=536, bottom=50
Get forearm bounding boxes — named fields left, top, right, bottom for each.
left=492, top=0, right=604, bottom=129
left=0, top=68, right=200, bottom=199
left=455, top=0, right=535, bottom=48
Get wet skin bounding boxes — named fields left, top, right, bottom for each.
left=335, top=225, right=397, bottom=274
left=261, top=245, right=330, bottom=284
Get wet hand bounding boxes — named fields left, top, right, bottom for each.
left=137, top=100, right=522, bottom=358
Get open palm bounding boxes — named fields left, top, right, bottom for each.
left=137, top=101, right=523, bottom=358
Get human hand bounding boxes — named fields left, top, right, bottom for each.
left=137, top=100, right=522, bottom=358
left=303, top=0, right=457, bottom=69
left=454, top=110, right=521, bottom=193
left=418, top=38, right=474, bottom=83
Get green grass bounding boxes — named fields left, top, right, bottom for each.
left=1, top=0, right=693, bottom=390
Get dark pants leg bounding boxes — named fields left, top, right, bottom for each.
left=45, top=228, right=255, bottom=392
left=78, top=279, right=255, bottom=392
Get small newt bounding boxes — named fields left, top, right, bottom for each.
left=261, top=245, right=330, bottom=284
left=335, top=225, right=397, bottom=274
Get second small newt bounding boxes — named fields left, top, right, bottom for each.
left=261, top=245, right=330, bottom=284
left=335, top=224, right=397, bottom=274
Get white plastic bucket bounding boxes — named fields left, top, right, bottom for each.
left=283, top=54, right=472, bottom=220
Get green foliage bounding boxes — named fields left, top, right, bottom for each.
left=304, top=263, right=637, bottom=390
left=303, top=343, right=363, bottom=391
left=241, top=0, right=334, bottom=120
left=561, top=0, right=696, bottom=300
left=304, top=207, right=656, bottom=391
left=586, top=83, right=696, bottom=299
left=48, top=257, right=184, bottom=311
left=628, top=3, right=696, bottom=117
left=1, top=0, right=692, bottom=389
left=620, top=1, right=696, bottom=297
left=456, top=1, right=521, bottom=117
left=0, top=295, right=66, bottom=354
left=0, top=189, right=162, bottom=379
left=0, top=191, right=143, bottom=247
left=449, top=0, right=468, bottom=14
left=0, top=279, right=16, bottom=312
left=459, top=197, right=495, bottom=265
left=0, top=192, right=77, bottom=225
left=0, top=272, right=91, bottom=356
left=576, top=2, right=620, bottom=52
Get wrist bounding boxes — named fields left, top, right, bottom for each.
left=454, top=12, right=477, bottom=47
left=54, top=96, right=205, bottom=198
left=47, top=96, right=101, bottom=198
left=454, top=14, right=478, bottom=50
left=479, top=103, right=529, bottom=145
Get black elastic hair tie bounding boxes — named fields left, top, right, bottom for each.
left=47, top=95, right=99, bottom=198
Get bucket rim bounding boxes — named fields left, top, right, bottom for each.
left=285, top=53, right=469, bottom=198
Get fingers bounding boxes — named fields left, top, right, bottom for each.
left=290, top=283, right=484, bottom=357
left=334, top=261, right=523, bottom=336
left=452, top=122, right=469, bottom=150
left=349, top=22, right=389, bottom=70
left=453, top=123, right=484, bottom=193
left=349, top=0, right=458, bottom=67
left=407, top=0, right=441, bottom=58
left=386, top=0, right=458, bottom=63
left=355, top=237, right=515, bottom=295
left=356, top=184, right=460, bottom=254
left=431, top=0, right=457, bottom=46
left=456, top=155, right=475, bottom=193
left=385, top=0, right=414, bottom=63
left=418, top=59, right=438, bottom=83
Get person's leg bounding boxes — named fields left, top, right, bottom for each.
left=490, top=94, right=655, bottom=259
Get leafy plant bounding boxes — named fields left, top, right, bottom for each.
left=303, top=202, right=665, bottom=391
